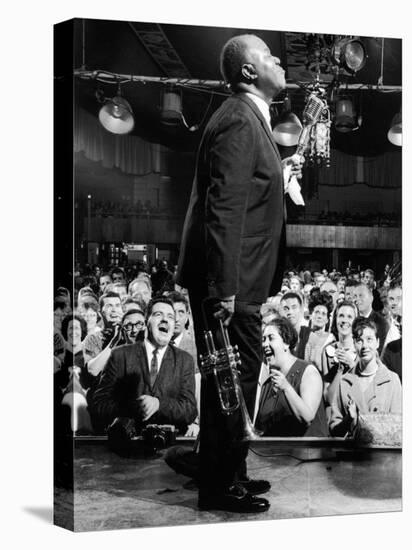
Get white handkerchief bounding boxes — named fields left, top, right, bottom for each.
left=287, top=176, right=305, bottom=206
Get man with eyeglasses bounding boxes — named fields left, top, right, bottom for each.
left=91, top=296, right=197, bottom=435
left=121, top=308, right=146, bottom=344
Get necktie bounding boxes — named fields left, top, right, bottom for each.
left=150, top=348, right=159, bottom=387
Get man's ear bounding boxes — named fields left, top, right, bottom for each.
left=241, top=63, right=257, bottom=82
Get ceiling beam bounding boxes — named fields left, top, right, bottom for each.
left=128, top=22, right=191, bottom=79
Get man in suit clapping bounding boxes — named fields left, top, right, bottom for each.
left=91, top=296, right=197, bottom=435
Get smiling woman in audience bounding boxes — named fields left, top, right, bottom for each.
left=255, top=318, right=328, bottom=437
left=329, top=317, right=402, bottom=437
left=54, top=314, right=94, bottom=434
left=298, top=291, right=334, bottom=371
left=321, top=300, right=358, bottom=406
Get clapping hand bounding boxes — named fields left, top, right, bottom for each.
left=335, top=348, right=356, bottom=369
left=109, top=324, right=123, bottom=348
left=347, top=396, right=358, bottom=425
left=137, top=395, right=160, bottom=421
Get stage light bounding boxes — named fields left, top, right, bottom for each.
left=387, top=111, right=402, bottom=146
left=272, top=97, right=303, bottom=146
left=161, top=86, right=183, bottom=125
left=334, top=97, right=358, bottom=133
left=331, top=37, right=366, bottom=74
left=98, top=90, right=135, bottom=135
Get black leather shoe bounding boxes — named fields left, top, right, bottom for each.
left=198, top=484, right=270, bottom=513
left=236, top=477, right=271, bottom=496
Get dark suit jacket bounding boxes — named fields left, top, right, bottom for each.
left=177, top=92, right=285, bottom=302
left=91, top=341, right=197, bottom=433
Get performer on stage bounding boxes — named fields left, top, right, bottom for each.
left=177, top=34, right=302, bottom=513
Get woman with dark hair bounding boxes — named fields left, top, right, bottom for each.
left=54, top=315, right=93, bottom=434
left=60, top=315, right=87, bottom=369
left=329, top=317, right=401, bottom=437
left=296, top=291, right=334, bottom=370
left=321, top=300, right=358, bottom=406
left=255, top=317, right=328, bottom=436
left=55, top=315, right=93, bottom=395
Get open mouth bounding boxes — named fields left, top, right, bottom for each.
left=158, top=324, right=169, bottom=334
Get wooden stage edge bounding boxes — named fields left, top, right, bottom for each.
left=74, top=435, right=401, bottom=451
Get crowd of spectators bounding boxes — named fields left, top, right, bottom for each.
left=288, top=209, right=400, bottom=227
left=89, top=200, right=400, bottom=227
left=92, top=200, right=168, bottom=217
left=54, top=259, right=402, bottom=444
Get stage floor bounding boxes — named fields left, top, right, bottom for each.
left=54, top=438, right=401, bottom=532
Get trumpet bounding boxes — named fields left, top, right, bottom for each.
left=199, top=318, right=261, bottom=441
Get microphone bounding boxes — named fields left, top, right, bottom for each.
left=269, top=366, right=279, bottom=396
left=296, top=93, right=326, bottom=156
left=264, top=353, right=279, bottom=396
left=284, top=93, right=327, bottom=206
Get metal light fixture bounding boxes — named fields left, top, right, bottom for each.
left=331, top=37, right=366, bottom=74
left=388, top=111, right=402, bottom=146
left=161, top=86, right=182, bottom=125
left=272, top=96, right=303, bottom=146
left=334, top=97, right=358, bottom=133
left=98, top=85, right=135, bottom=135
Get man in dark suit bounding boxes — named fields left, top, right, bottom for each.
left=168, top=290, right=200, bottom=436
left=167, top=291, right=198, bottom=364
left=91, top=296, right=197, bottom=434
left=176, top=34, right=302, bottom=513
left=353, top=282, right=389, bottom=355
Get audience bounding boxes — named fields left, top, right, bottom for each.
left=128, top=278, right=152, bottom=305
left=54, top=260, right=401, bottom=441
left=279, top=292, right=308, bottom=355
left=54, top=314, right=93, bottom=434
left=382, top=281, right=402, bottom=382
left=167, top=290, right=200, bottom=436
left=321, top=300, right=358, bottom=408
left=300, top=291, right=334, bottom=371
left=151, top=260, right=175, bottom=296
left=90, top=296, right=197, bottom=435
left=78, top=302, right=102, bottom=335
left=329, top=318, right=401, bottom=437
left=99, top=273, right=112, bottom=295
left=110, top=267, right=127, bottom=285
left=255, top=318, right=328, bottom=436
left=121, top=308, right=146, bottom=344
left=344, top=279, right=357, bottom=303
left=353, top=282, right=389, bottom=355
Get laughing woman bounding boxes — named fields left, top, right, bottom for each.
left=321, top=300, right=358, bottom=406
left=255, top=318, right=328, bottom=436
left=329, top=317, right=402, bottom=437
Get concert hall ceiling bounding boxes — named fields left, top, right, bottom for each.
left=68, top=18, right=402, bottom=155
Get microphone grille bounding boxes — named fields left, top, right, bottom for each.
left=303, top=93, right=325, bottom=124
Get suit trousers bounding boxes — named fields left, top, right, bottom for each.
left=188, top=290, right=262, bottom=496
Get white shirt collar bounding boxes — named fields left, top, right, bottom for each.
left=172, top=332, right=184, bottom=347
left=245, top=92, right=272, bottom=130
